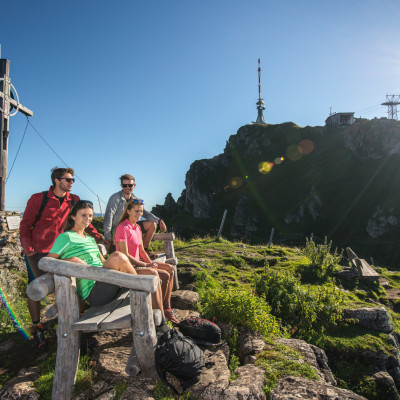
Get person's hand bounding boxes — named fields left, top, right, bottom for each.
left=159, top=220, right=167, bottom=232
left=145, top=262, right=158, bottom=268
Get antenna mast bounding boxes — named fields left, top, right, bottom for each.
left=254, top=58, right=266, bottom=124
left=381, top=94, right=400, bottom=120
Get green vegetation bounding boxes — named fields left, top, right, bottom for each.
left=255, top=268, right=345, bottom=341
left=34, top=354, right=95, bottom=399
left=301, top=235, right=343, bottom=281
left=256, top=342, right=319, bottom=395
left=4, top=231, right=400, bottom=399
left=199, top=287, right=282, bottom=338
left=227, top=328, right=240, bottom=379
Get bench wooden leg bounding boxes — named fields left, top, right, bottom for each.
left=130, top=290, right=157, bottom=378
left=52, top=275, right=81, bottom=400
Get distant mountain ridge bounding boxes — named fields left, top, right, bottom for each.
left=152, top=118, right=400, bottom=266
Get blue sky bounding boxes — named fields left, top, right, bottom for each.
left=2, top=0, right=399, bottom=214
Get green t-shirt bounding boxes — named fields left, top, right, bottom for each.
left=50, top=231, right=103, bottom=299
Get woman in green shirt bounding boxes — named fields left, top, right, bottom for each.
left=48, top=200, right=137, bottom=306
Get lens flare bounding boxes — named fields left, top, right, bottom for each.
left=0, top=288, right=30, bottom=340
left=231, top=177, right=243, bottom=189
left=258, top=161, right=273, bottom=174
left=298, top=139, right=314, bottom=155
left=286, top=145, right=302, bottom=161
left=274, top=157, right=283, bottom=165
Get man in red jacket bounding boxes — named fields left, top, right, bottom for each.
left=20, top=167, right=103, bottom=350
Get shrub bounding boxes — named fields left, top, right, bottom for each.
left=255, top=269, right=345, bottom=341
left=199, top=287, right=282, bottom=338
left=302, top=235, right=343, bottom=280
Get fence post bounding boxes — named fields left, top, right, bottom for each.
left=217, top=210, right=227, bottom=240
left=268, top=228, right=274, bottom=248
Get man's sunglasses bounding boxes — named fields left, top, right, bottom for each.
left=129, top=199, right=144, bottom=205
left=122, top=184, right=134, bottom=188
left=59, top=177, right=75, bottom=183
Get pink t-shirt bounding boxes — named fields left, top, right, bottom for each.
left=114, top=219, right=143, bottom=259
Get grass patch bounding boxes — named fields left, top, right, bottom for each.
left=34, top=354, right=95, bottom=399
left=255, top=342, right=319, bottom=395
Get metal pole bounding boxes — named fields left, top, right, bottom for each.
left=97, top=195, right=103, bottom=217
left=216, top=209, right=227, bottom=240
left=268, top=228, right=274, bottom=248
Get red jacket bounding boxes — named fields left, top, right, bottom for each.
left=20, top=186, right=102, bottom=254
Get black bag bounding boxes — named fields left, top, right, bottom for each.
left=155, top=329, right=205, bottom=393
left=178, top=317, right=221, bottom=346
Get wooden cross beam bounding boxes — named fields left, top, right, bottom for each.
left=0, top=59, right=34, bottom=211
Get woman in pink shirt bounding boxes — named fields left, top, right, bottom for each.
left=114, top=199, right=178, bottom=324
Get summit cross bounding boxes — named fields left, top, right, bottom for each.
left=0, top=58, right=34, bottom=211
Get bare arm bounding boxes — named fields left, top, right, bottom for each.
left=116, top=241, right=157, bottom=268
left=48, top=253, right=87, bottom=264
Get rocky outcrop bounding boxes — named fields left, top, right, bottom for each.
left=0, top=367, right=41, bottom=400
left=171, top=290, right=200, bottom=310
left=231, top=196, right=259, bottom=235
left=285, top=186, right=323, bottom=224
left=366, top=206, right=398, bottom=239
left=345, top=307, right=393, bottom=333
left=276, top=338, right=336, bottom=385
left=0, top=212, right=25, bottom=297
left=370, top=371, right=400, bottom=400
left=190, top=344, right=267, bottom=400
left=343, top=118, right=400, bottom=160
left=270, top=376, right=367, bottom=400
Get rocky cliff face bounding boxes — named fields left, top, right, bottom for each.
left=156, top=118, right=400, bottom=265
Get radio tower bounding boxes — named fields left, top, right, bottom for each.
left=254, top=58, right=266, bottom=124
left=381, top=94, right=400, bottom=120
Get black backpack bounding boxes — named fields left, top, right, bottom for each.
left=178, top=317, right=221, bottom=346
left=155, top=329, right=205, bottom=393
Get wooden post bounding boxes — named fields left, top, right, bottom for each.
left=0, top=58, right=33, bottom=210
left=217, top=209, right=227, bottom=240
left=268, top=228, right=274, bottom=248
left=130, top=289, right=157, bottom=378
left=0, top=59, right=10, bottom=211
left=164, top=238, right=179, bottom=290
left=52, top=274, right=81, bottom=400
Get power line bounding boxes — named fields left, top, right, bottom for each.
left=5, top=116, right=29, bottom=183
left=26, top=118, right=107, bottom=205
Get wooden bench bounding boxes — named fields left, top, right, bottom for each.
left=26, top=257, right=162, bottom=400
left=346, top=247, right=380, bottom=281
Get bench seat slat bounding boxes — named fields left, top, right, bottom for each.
left=72, top=290, right=129, bottom=331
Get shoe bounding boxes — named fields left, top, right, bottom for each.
left=31, top=323, right=47, bottom=351
left=164, top=308, right=179, bottom=324
left=147, top=252, right=159, bottom=261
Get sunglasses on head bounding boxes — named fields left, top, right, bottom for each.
left=130, top=199, right=144, bottom=205
left=122, top=184, right=134, bottom=188
left=72, top=200, right=93, bottom=210
left=60, top=177, right=75, bottom=183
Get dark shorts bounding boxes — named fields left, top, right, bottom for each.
left=86, top=281, right=121, bottom=306
left=137, top=220, right=145, bottom=232
left=26, top=253, right=49, bottom=283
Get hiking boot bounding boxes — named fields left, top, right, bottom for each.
left=31, top=323, right=47, bottom=351
left=164, top=308, right=179, bottom=324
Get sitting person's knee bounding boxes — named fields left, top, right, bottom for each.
left=110, top=251, right=129, bottom=263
